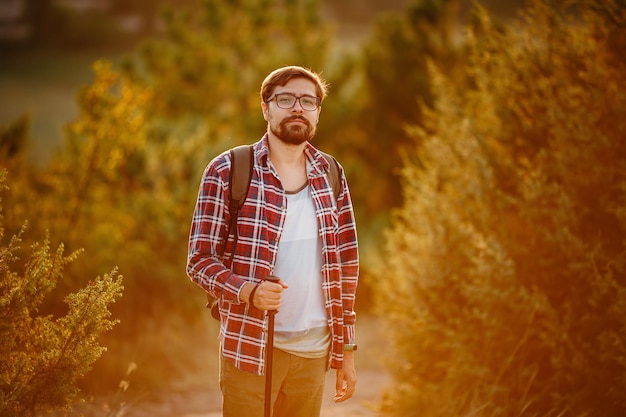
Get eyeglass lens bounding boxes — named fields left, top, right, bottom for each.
left=273, top=94, right=319, bottom=111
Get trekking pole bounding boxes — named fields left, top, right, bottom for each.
left=264, top=276, right=280, bottom=417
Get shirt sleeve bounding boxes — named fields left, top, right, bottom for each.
left=336, top=166, right=359, bottom=345
left=186, top=153, right=248, bottom=303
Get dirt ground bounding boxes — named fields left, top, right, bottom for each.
left=122, top=316, right=391, bottom=417
left=136, top=368, right=389, bottom=417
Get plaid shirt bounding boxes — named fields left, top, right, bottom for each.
left=187, top=135, right=359, bottom=375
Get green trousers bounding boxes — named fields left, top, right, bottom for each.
left=220, top=348, right=327, bottom=417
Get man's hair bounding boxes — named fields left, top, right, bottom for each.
left=260, top=66, right=329, bottom=103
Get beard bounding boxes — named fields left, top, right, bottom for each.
left=270, top=116, right=316, bottom=145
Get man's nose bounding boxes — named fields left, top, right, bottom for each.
left=291, top=100, right=305, bottom=112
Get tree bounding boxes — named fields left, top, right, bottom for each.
left=124, top=0, right=332, bottom=142
left=378, top=1, right=626, bottom=415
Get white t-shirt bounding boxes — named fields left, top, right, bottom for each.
left=273, top=184, right=330, bottom=358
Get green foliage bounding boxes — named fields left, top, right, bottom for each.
left=378, top=1, right=626, bottom=416
left=0, top=171, right=124, bottom=417
left=125, top=0, right=332, bottom=142
left=23, top=61, right=158, bottom=291
left=347, top=0, right=463, bottom=227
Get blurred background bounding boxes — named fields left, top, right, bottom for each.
left=1, top=1, right=625, bottom=416
left=0, top=0, right=523, bottom=167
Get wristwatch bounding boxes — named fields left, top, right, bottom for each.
left=343, top=344, right=358, bottom=351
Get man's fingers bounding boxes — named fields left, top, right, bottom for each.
left=334, top=368, right=356, bottom=403
left=254, top=280, right=286, bottom=310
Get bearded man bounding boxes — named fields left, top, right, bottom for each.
left=186, top=66, right=359, bottom=417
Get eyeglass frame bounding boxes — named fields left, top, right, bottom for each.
left=265, top=93, right=321, bottom=111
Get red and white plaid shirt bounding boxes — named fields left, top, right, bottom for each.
left=187, top=135, right=359, bottom=375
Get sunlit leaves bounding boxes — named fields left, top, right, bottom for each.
left=379, top=1, right=626, bottom=416
left=0, top=180, right=123, bottom=416
left=132, top=0, right=331, bottom=142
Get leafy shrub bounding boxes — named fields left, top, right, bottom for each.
left=0, top=171, right=124, bottom=417
left=377, top=1, right=626, bottom=416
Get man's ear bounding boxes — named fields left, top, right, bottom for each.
left=261, top=102, right=269, bottom=121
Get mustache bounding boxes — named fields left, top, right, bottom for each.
left=283, top=115, right=310, bottom=124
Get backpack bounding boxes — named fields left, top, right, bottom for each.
left=208, top=144, right=341, bottom=319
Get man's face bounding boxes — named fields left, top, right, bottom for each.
left=262, top=77, right=321, bottom=145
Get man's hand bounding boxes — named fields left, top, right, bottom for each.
left=255, top=277, right=288, bottom=310
left=334, top=351, right=357, bottom=403
left=241, top=277, right=288, bottom=310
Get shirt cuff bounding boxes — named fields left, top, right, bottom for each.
left=343, top=310, right=357, bottom=344
left=223, top=272, right=248, bottom=304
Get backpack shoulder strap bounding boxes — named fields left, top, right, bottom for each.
left=226, top=144, right=253, bottom=251
left=229, top=144, right=254, bottom=211
left=209, top=144, right=253, bottom=318
left=320, top=151, right=341, bottom=201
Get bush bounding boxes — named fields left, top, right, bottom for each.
left=377, top=1, right=626, bottom=416
left=0, top=171, right=124, bottom=417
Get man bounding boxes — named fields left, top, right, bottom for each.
left=186, top=66, right=359, bottom=417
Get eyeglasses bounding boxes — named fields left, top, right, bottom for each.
left=266, top=93, right=320, bottom=111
